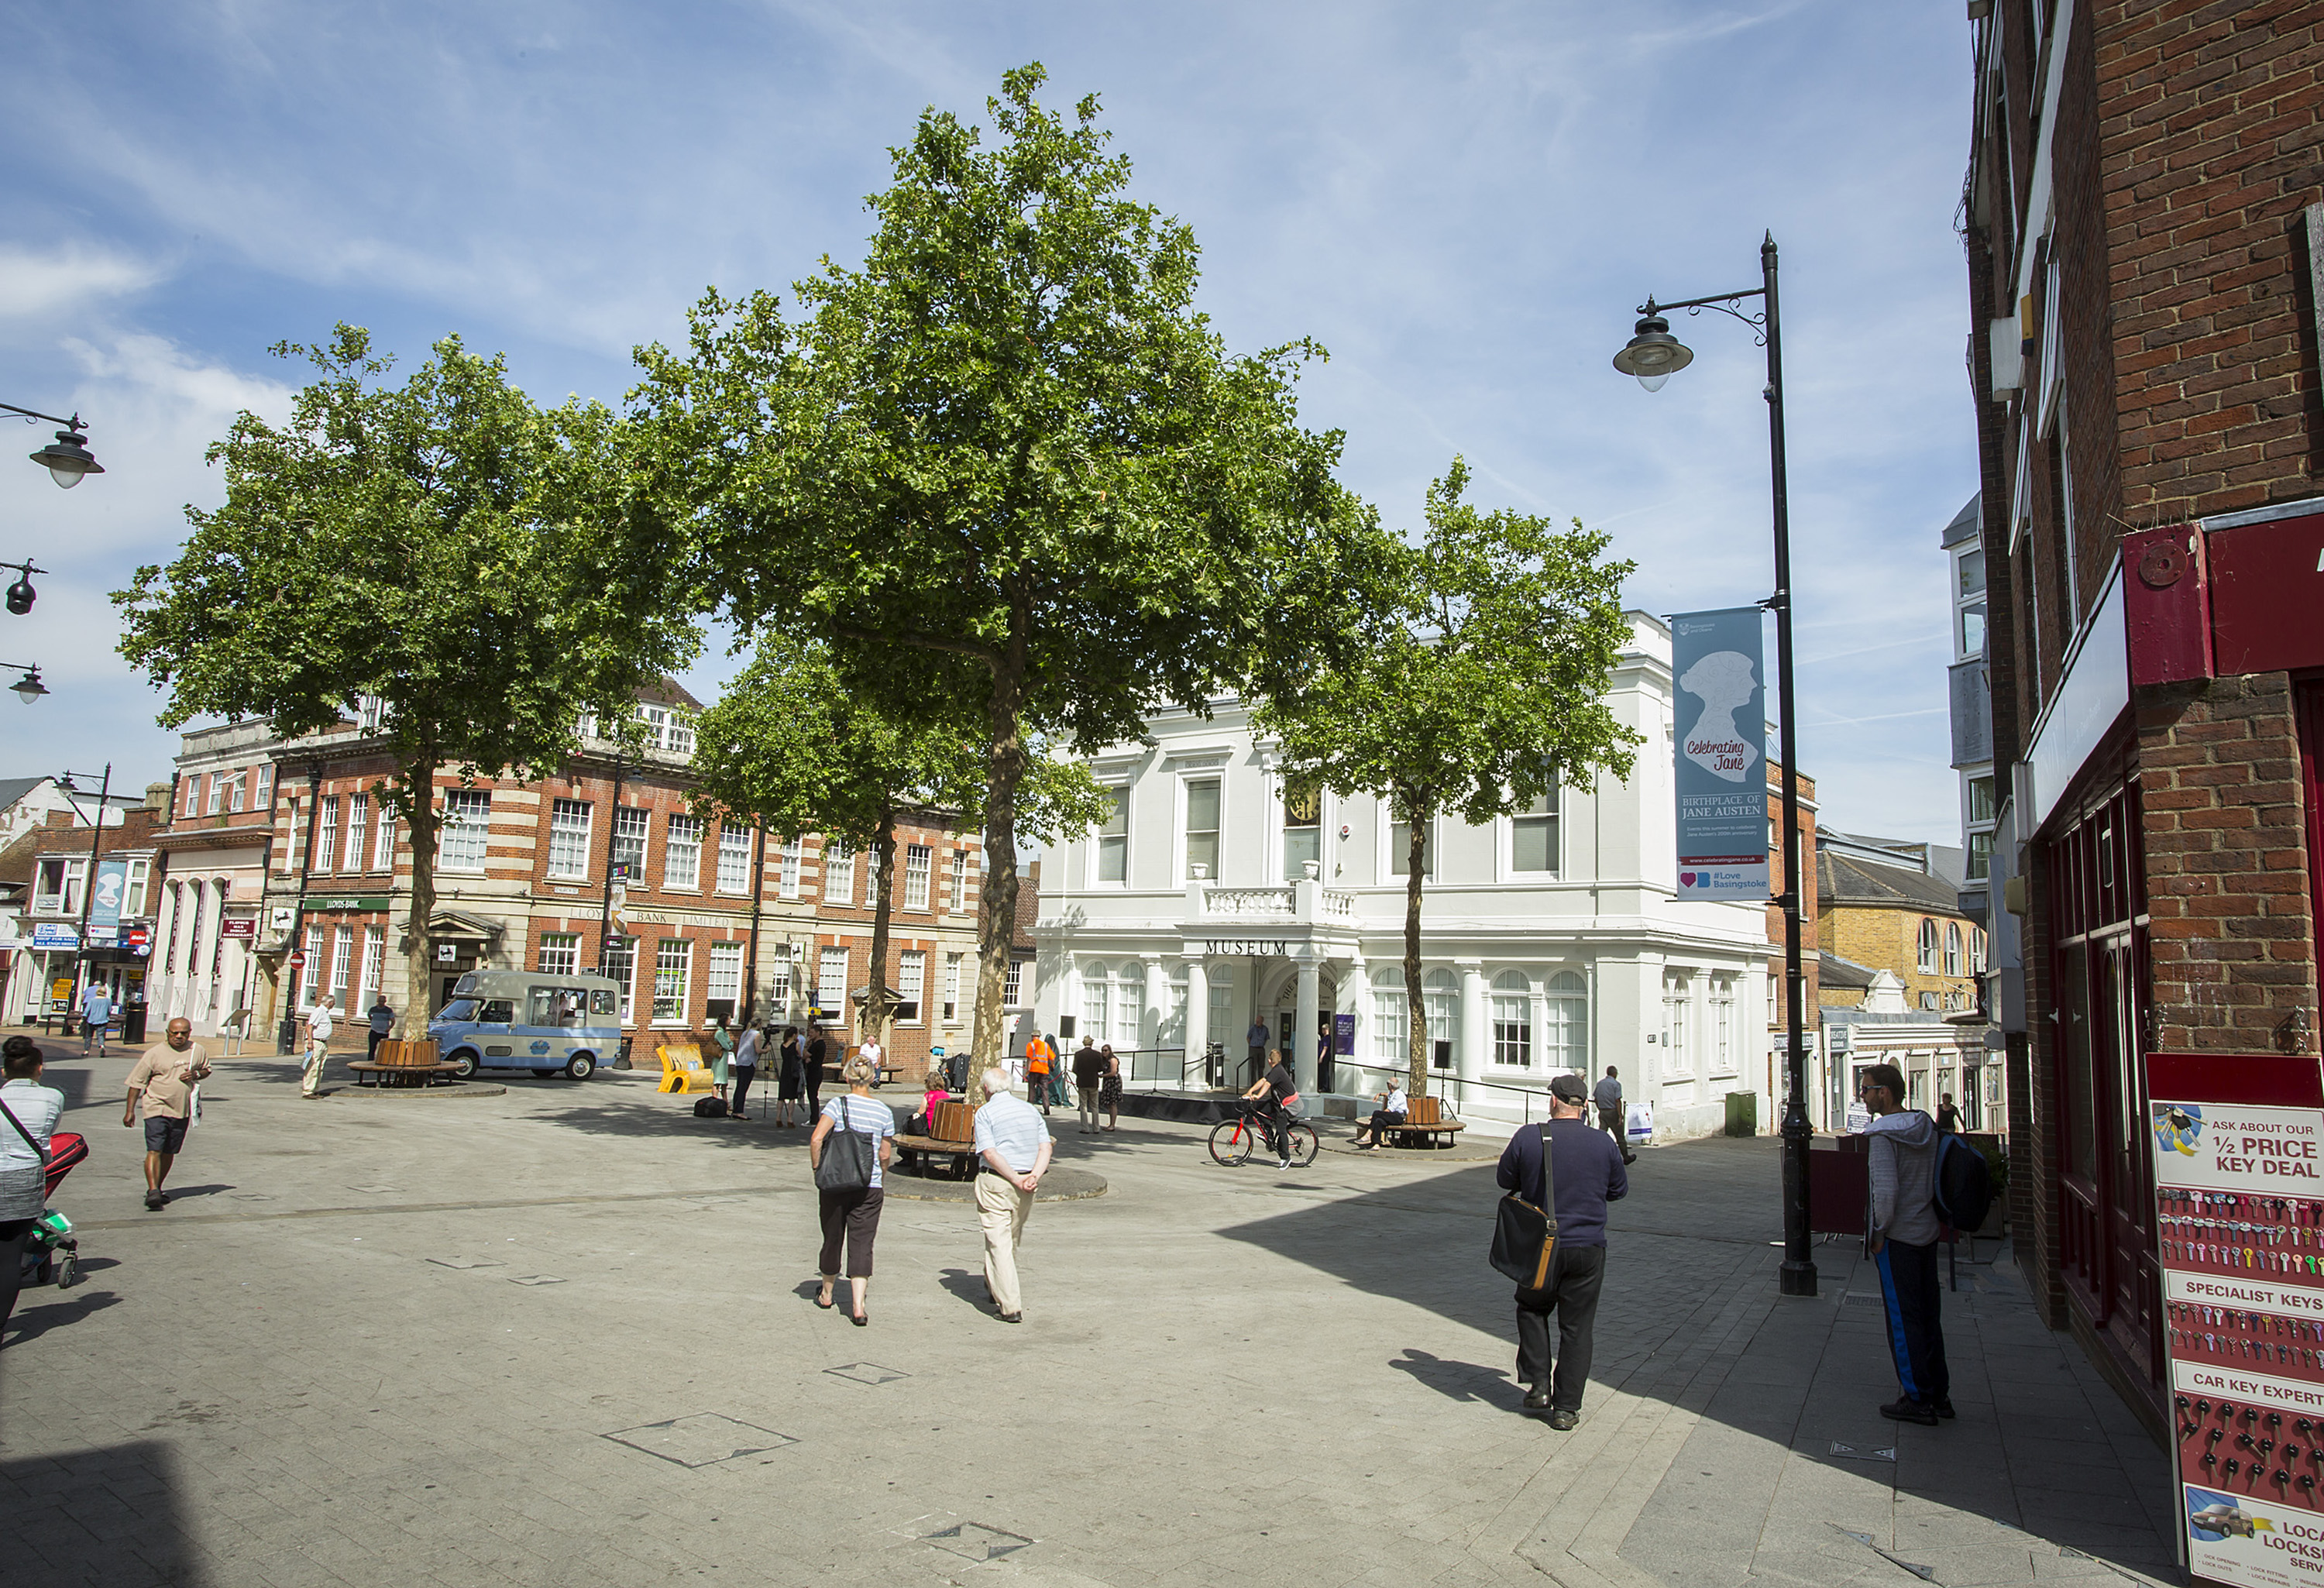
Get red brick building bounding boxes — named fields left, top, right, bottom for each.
left=1961, top=2, right=2324, bottom=1430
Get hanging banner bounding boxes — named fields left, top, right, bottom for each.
left=88, top=858, right=128, bottom=929
left=1670, top=607, right=1770, bottom=901
left=2150, top=1050, right=2324, bottom=1587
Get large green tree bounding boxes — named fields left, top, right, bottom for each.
left=629, top=64, right=1380, bottom=1064
left=1250, top=459, right=1641, bottom=1098
left=115, top=326, right=699, bottom=1036
left=688, top=634, right=1110, bottom=1052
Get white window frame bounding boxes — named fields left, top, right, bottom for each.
left=947, top=849, right=968, bottom=913
left=316, top=796, right=339, bottom=873
left=538, top=933, right=580, bottom=977
left=1709, top=976, right=1737, bottom=1078
left=663, top=813, right=704, bottom=892
left=344, top=793, right=368, bottom=874
left=1092, top=786, right=1130, bottom=886
left=1506, top=789, right=1560, bottom=878
left=1371, top=966, right=1409, bottom=1067
left=548, top=799, right=593, bottom=880
left=651, top=939, right=692, bottom=1025
left=1489, top=971, right=1532, bottom=1069
left=205, top=775, right=224, bottom=816
left=373, top=806, right=398, bottom=872
left=1181, top=774, right=1222, bottom=881
left=903, top=844, right=933, bottom=911
left=254, top=764, right=273, bottom=811
left=1005, top=956, right=1027, bottom=1009
left=603, top=935, right=638, bottom=1023
left=1662, top=971, right=1694, bottom=1077
left=1542, top=970, right=1588, bottom=1072
left=359, top=925, right=385, bottom=1013
left=1944, top=923, right=1964, bottom=978
left=226, top=771, right=247, bottom=813
left=706, top=940, right=744, bottom=1013
left=817, top=946, right=849, bottom=1019
left=896, top=950, right=925, bottom=1026
left=610, top=806, right=648, bottom=882
left=1422, top=968, right=1460, bottom=1069
left=331, top=925, right=354, bottom=1005
left=1917, top=919, right=1941, bottom=974
left=1387, top=811, right=1439, bottom=880
left=716, top=825, right=752, bottom=895
left=1279, top=775, right=1324, bottom=882
left=438, top=790, right=491, bottom=873
left=944, top=953, right=963, bottom=1022
left=766, top=942, right=793, bottom=1012
left=122, top=858, right=152, bottom=919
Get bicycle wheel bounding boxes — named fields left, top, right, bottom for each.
left=1287, top=1122, right=1320, bottom=1168
left=1208, top=1117, right=1255, bottom=1166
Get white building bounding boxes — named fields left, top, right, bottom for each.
left=1030, top=615, right=1779, bottom=1140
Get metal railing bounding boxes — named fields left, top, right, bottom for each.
left=1332, top=1057, right=1592, bottom=1126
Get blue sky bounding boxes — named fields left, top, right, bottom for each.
left=1, top=1, right=1978, bottom=844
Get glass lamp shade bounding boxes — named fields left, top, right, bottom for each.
left=1612, top=315, right=1693, bottom=391
left=10, top=669, right=46, bottom=705
left=30, top=429, right=101, bottom=488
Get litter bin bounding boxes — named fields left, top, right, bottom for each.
left=122, top=1005, right=149, bottom=1045
left=277, top=1016, right=299, bottom=1056
left=1724, top=1091, right=1758, bottom=1137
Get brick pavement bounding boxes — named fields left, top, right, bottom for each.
left=2, top=1045, right=2178, bottom=1586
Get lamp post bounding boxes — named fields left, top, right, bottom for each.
left=1614, top=232, right=1816, bottom=1299
left=2, top=404, right=104, bottom=487
left=2, top=662, right=46, bottom=703
left=57, top=765, right=114, bottom=1010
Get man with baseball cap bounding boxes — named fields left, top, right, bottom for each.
left=1494, top=1071, right=1628, bottom=1430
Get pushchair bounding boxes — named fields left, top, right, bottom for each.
left=16, top=1129, right=87, bottom=1290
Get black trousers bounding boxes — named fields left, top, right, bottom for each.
left=368, top=1029, right=386, bottom=1060
left=1364, top=1109, right=1407, bottom=1142
left=817, top=1186, right=885, bottom=1278
left=1515, top=1243, right=1607, bottom=1414
left=730, top=1064, right=755, bottom=1117
left=1873, top=1238, right=1949, bottom=1404
left=0, top=1217, right=34, bottom=1338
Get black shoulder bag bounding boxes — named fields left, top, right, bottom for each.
left=1490, top=1122, right=1559, bottom=1291
left=815, top=1098, right=878, bottom=1193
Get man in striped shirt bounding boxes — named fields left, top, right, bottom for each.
left=973, top=1066, right=1054, bottom=1323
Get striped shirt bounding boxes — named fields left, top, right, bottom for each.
left=973, top=1091, right=1051, bottom=1174
left=821, top=1094, right=897, bottom=1189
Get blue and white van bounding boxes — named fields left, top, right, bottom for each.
left=428, top=969, right=621, bottom=1080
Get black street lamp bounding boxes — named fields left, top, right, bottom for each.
left=4, top=559, right=44, bottom=616
left=2, top=662, right=46, bottom=703
left=2, top=402, right=105, bottom=487
left=1614, top=232, right=1817, bottom=1300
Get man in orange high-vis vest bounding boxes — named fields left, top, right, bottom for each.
left=1024, top=1033, right=1054, bottom=1116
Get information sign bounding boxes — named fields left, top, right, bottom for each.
left=2150, top=1050, right=2324, bottom=1586
left=1670, top=607, right=1771, bottom=901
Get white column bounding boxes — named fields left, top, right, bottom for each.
left=1346, top=954, right=1370, bottom=1086
left=1141, top=953, right=1165, bottom=1052
left=1294, top=956, right=1322, bottom=1096
left=1182, top=955, right=1208, bottom=1088
left=1456, top=958, right=1486, bottom=1100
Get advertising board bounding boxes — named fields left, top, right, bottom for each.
left=1669, top=607, right=1769, bottom=901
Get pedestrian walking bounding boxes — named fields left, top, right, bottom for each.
left=776, top=1027, right=806, bottom=1127
left=1, top=1037, right=65, bottom=1339
left=1593, top=1067, right=1636, bottom=1164
left=803, top=1024, right=828, bottom=1118
left=300, top=993, right=336, bottom=1098
left=809, top=1056, right=894, bottom=1326
left=1496, top=1072, right=1628, bottom=1430
left=1099, top=1043, right=1122, bottom=1131
left=1071, top=1036, right=1105, bottom=1134
left=79, top=983, right=113, bottom=1056
left=730, top=1022, right=761, bottom=1121
left=1352, top=1078, right=1408, bottom=1150
left=366, top=997, right=394, bottom=1060
left=1935, top=1093, right=1961, bottom=1135
left=1859, top=1062, right=1951, bottom=1425
left=972, top=1064, right=1053, bottom=1322
left=125, top=1018, right=212, bottom=1210
left=1024, top=1031, right=1054, bottom=1115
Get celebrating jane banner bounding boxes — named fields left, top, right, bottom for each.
left=1670, top=607, right=1769, bottom=902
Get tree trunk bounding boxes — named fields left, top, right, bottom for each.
left=861, top=803, right=899, bottom=1048
left=1403, top=792, right=1429, bottom=1100
left=396, top=767, right=440, bottom=1043
left=969, top=669, right=1028, bottom=1075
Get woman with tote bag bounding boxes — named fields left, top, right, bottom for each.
left=808, top=1056, right=895, bottom=1325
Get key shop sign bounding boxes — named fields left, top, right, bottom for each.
left=2151, top=1051, right=2324, bottom=1586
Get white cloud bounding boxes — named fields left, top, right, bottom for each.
left=0, top=244, right=168, bottom=327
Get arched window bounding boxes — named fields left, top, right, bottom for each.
left=1944, top=923, right=1963, bottom=978
left=1371, top=966, right=1408, bottom=1066
left=1490, top=970, right=1532, bottom=1067
left=1542, top=971, right=1588, bottom=1071
left=1114, top=963, right=1145, bottom=1047
left=1969, top=927, right=1988, bottom=974
left=1917, top=919, right=1941, bottom=974
left=1079, top=961, right=1110, bottom=1044
left=1423, top=968, right=1461, bottom=1069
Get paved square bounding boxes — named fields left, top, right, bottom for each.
left=2, top=1044, right=2179, bottom=1586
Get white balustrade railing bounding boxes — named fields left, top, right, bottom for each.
left=1322, top=890, right=1354, bottom=919
left=1204, top=887, right=1294, bottom=917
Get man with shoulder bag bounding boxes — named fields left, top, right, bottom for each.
left=1494, top=1072, right=1627, bottom=1430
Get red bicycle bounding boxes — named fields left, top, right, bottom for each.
left=1208, top=1100, right=1318, bottom=1167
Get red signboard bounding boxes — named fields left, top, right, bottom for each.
left=219, top=918, right=256, bottom=941
left=2209, top=509, right=2324, bottom=675
left=285, top=950, right=306, bottom=968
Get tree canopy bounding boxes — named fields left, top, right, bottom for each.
left=630, top=64, right=1384, bottom=1061
left=1251, top=459, right=1642, bottom=1095
left=115, top=325, right=699, bottom=1031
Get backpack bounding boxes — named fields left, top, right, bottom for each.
left=693, top=1096, right=728, bottom=1119
left=1933, top=1133, right=1992, bottom=1233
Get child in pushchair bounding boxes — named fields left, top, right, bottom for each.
left=3, top=1036, right=84, bottom=1331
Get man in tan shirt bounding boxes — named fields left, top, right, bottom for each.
left=124, top=1017, right=211, bottom=1211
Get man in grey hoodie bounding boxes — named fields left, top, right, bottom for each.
left=1861, top=1062, right=1951, bottom=1426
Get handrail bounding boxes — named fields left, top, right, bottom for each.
left=1333, top=1057, right=1597, bottom=1126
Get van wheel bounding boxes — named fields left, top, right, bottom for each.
left=446, top=1050, right=478, bottom=1080
left=566, top=1052, right=596, bottom=1081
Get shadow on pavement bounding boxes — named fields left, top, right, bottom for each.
left=3, top=1287, right=125, bottom=1349
left=0, top=1438, right=205, bottom=1583
left=1389, top=1348, right=1522, bottom=1411
left=937, top=1267, right=991, bottom=1313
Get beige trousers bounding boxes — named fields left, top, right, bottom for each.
left=300, top=1036, right=329, bottom=1097
left=975, top=1171, right=1033, bottom=1315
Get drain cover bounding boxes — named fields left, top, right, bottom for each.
left=605, top=1414, right=798, bottom=1467
left=507, top=1274, right=566, bottom=1286
left=920, top=1521, right=1031, bottom=1562
left=428, top=1256, right=505, bottom=1270
left=1843, top=1293, right=1884, bottom=1308
left=1827, top=1442, right=1896, bottom=1463
left=826, top=1363, right=910, bottom=1387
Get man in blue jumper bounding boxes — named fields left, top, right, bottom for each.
left=1496, top=1071, right=1628, bottom=1430
left=1861, top=1061, right=1951, bottom=1425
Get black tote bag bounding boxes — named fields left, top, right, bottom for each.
left=815, top=1099, right=878, bottom=1193
left=1489, top=1123, right=1559, bottom=1290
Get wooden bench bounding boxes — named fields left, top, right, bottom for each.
left=893, top=1098, right=979, bottom=1179
left=656, top=1043, right=717, bottom=1095
left=1387, top=1095, right=1466, bottom=1149
left=346, top=1038, right=465, bottom=1088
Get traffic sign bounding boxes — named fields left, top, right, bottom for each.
left=286, top=950, right=307, bottom=968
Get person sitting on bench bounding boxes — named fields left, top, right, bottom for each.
left=1353, top=1079, right=1409, bottom=1150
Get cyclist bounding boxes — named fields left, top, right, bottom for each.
left=1241, top=1048, right=1301, bottom=1170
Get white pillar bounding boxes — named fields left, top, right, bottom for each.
left=1294, top=956, right=1322, bottom=1096
left=1182, top=955, right=1208, bottom=1088
left=1346, top=954, right=1370, bottom=1087
left=1141, top=953, right=1165, bottom=1053
left=1457, top=959, right=1487, bottom=1103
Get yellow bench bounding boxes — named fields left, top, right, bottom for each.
left=656, top=1043, right=717, bottom=1094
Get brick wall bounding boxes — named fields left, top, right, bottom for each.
left=2137, top=673, right=2319, bottom=1053
left=2095, top=0, right=2324, bottom=527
